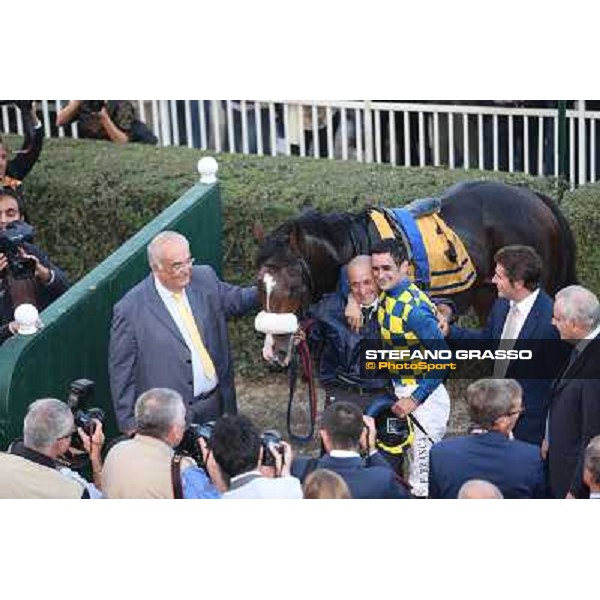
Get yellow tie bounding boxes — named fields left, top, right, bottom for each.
left=172, top=292, right=216, bottom=379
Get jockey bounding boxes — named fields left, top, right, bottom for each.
left=370, top=238, right=452, bottom=498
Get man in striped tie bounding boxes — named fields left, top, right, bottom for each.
left=109, top=231, right=258, bottom=434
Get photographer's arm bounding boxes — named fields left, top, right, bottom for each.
left=10, top=103, right=43, bottom=181
left=78, top=420, right=105, bottom=491
left=270, top=441, right=294, bottom=478
left=56, top=101, right=83, bottom=127
left=19, top=245, right=69, bottom=302
left=98, top=107, right=129, bottom=144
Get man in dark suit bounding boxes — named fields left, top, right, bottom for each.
left=109, top=231, right=258, bottom=434
left=429, top=378, right=547, bottom=499
left=545, top=285, right=600, bottom=499
left=440, top=245, right=562, bottom=446
left=306, top=400, right=408, bottom=499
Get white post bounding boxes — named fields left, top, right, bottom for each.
left=363, top=100, right=373, bottom=163
left=198, top=156, right=219, bottom=184
left=578, top=100, right=586, bottom=186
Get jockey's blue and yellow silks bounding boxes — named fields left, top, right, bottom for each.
left=377, top=278, right=451, bottom=403
left=369, top=207, right=477, bottom=295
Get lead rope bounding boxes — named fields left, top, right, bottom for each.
left=286, top=330, right=318, bottom=443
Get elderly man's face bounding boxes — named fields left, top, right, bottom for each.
left=552, top=298, right=578, bottom=343
left=0, top=194, right=21, bottom=230
left=348, top=263, right=379, bottom=306
left=153, top=240, right=193, bottom=292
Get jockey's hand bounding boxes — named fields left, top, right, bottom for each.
left=345, top=294, right=362, bottom=333
left=360, top=415, right=377, bottom=453
left=392, top=396, right=419, bottom=418
left=437, top=314, right=450, bottom=337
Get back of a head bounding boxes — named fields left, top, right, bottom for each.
left=134, top=388, right=185, bottom=440
left=467, top=379, right=522, bottom=429
left=211, top=414, right=262, bottom=478
left=303, top=468, right=352, bottom=499
left=584, top=435, right=600, bottom=487
left=458, top=479, right=504, bottom=499
left=321, top=401, right=364, bottom=451
left=23, top=398, right=73, bottom=452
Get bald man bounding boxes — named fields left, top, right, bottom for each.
left=109, top=231, right=258, bottom=433
left=546, top=285, right=600, bottom=498
left=306, top=255, right=390, bottom=412
left=458, top=479, right=504, bottom=499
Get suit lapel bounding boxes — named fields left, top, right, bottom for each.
left=143, top=276, right=188, bottom=348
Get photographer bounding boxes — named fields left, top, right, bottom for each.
left=301, top=401, right=409, bottom=499
left=0, top=398, right=104, bottom=499
left=0, top=101, right=44, bottom=192
left=56, top=100, right=157, bottom=145
left=101, top=388, right=221, bottom=499
left=208, top=414, right=302, bottom=499
left=0, top=188, right=69, bottom=339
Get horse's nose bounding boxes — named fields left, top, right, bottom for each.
left=276, top=348, right=289, bottom=365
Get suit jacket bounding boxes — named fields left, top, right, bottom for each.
left=548, top=334, right=600, bottom=499
left=109, top=265, right=258, bottom=432
left=429, top=431, right=547, bottom=499
left=316, top=453, right=409, bottom=499
left=450, top=290, right=565, bottom=445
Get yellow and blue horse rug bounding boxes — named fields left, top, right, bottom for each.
left=369, top=200, right=476, bottom=296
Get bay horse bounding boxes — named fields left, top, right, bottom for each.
left=256, top=180, right=577, bottom=365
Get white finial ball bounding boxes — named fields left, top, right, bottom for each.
left=198, top=156, right=218, bottom=184
left=14, top=303, right=40, bottom=335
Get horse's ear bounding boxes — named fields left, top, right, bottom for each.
left=253, top=222, right=266, bottom=243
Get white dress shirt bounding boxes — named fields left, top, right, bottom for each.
left=154, top=276, right=218, bottom=396
left=500, top=288, right=540, bottom=340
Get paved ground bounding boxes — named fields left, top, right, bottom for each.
left=237, top=374, right=471, bottom=456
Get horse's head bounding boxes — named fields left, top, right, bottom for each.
left=255, top=227, right=313, bottom=366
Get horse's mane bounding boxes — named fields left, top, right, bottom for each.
left=256, top=209, right=360, bottom=268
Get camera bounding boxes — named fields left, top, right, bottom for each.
left=67, top=378, right=106, bottom=450
left=176, top=421, right=215, bottom=467
left=260, top=429, right=284, bottom=467
left=86, top=100, right=105, bottom=113
left=0, top=221, right=36, bottom=280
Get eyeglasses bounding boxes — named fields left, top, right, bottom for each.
left=168, top=257, right=195, bottom=274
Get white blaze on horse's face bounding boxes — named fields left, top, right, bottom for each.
left=262, top=334, right=276, bottom=362
left=263, top=272, right=277, bottom=312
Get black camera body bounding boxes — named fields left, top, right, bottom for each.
left=177, top=421, right=215, bottom=467
left=260, top=429, right=284, bottom=467
left=67, top=378, right=105, bottom=449
left=0, top=221, right=35, bottom=279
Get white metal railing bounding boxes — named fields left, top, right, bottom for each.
left=2, top=100, right=598, bottom=188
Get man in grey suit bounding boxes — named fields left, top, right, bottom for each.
left=109, top=231, right=258, bottom=434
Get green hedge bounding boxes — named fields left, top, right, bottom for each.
left=8, top=135, right=600, bottom=376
